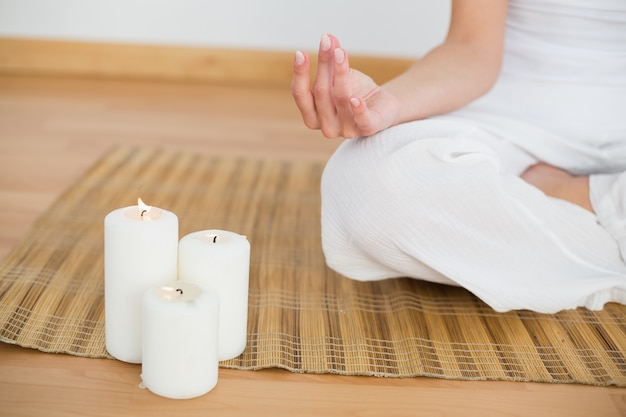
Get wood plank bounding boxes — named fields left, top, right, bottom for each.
left=1, top=343, right=623, bottom=417
left=0, top=37, right=414, bottom=88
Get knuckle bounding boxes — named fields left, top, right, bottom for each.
left=311, top=88, right=324, bottom=100
left=303, top=116, right=319, bottom=130
left=320, top=125, right=339, bottom=139
left=312, top=83, right=329, bottom=99
left=291, top=87, right=308, bottom=101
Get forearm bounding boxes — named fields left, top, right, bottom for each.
left=383, top=41, right=503, bottom=125
left=383, top=0, right=508, bottom=126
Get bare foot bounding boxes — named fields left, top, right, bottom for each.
left=521, top=163, right=593, bottom=212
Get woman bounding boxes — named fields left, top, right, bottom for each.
left=291, top=0, right=626, bottom=312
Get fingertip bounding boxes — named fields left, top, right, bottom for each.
left=350, top=97, right=361, bottom=109
left=325, top=33, right=340, bottom=46
left=295, top=50, right=305, bottom=66
left=320, top=34, right=332, bottom=52
left=333, top=48, right=345, bottom=65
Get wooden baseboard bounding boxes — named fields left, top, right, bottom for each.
left=0, top=37, right=413, bottom=88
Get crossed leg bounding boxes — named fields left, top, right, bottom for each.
left=320, top=119, right=626, bottom=312
left=522, top=162, right=626, bottom=264
left=521, top=163, right=592, bottom=212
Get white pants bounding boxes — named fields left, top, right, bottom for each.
left=321, top=119, right=626, bottom=313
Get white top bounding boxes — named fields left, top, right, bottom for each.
left=443, top=0, right=626, bottom=174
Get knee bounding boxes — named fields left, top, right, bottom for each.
left=320, top=138, right=401, bottom=280
left=320, top=124, right=503, bottom=274
left=319, top=136, right=430, bottom=279
left=320, top=132, right=500, bottom=249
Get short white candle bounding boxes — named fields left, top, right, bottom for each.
left=104, top=199, right=178, bottom=363
left=178, top=230, right=250, bottom=361
left=141, top=281, right=219, bottom=399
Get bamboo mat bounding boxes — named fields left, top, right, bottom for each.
left=1, top=146, right=625, bottom=386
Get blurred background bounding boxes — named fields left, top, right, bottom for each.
left=0, top=0, right=454, bottom=260
left=0, top=0, right=450, bottom=58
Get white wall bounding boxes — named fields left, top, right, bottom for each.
left=0, top=0, right=451, bottom=58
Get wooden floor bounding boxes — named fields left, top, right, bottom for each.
left=0, top=75, right=624, bottom=417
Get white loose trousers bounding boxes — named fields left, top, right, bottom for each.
left=321, top=119, right=626, bottom=313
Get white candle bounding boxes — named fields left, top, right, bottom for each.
left=141, top=281, right=219, bottom=399
left=104, top=199, right=178, bottom=363
left=178, top=230, right=250, bottom=361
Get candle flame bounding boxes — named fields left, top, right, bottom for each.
left=138, top=198, right=151, bottom=213
left=137, top=198, right=152, bottom=221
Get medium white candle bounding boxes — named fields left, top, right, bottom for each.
left=104, top=199, right=178, bottom=363
left=178, top=230, right=250, bottom=361
left=141, top=281, right=219, bottom=399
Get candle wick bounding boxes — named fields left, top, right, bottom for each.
left=140, top=209, right=148, bottom=217
left=176, top=288, right=183, bottom=295
left=212, top=235, right=217, bottom=243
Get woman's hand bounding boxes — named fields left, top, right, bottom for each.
left=291, top=34, right=401, bottom=139
left=291, top=2, right=507, bottom=138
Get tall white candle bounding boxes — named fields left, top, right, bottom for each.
left=104, top=199, right=178, bottom=363
left=141, top=281, right=219, bottom=399
left=178, top=230, right=250, bottom=361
